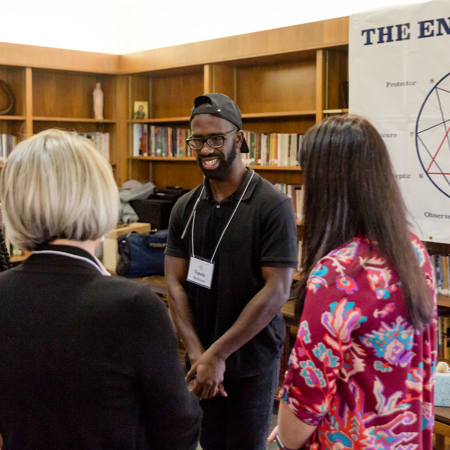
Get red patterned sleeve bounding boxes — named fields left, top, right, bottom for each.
left=279, top=239, right=370, bottom=426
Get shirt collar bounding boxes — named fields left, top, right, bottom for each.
left=34, top=243, right=97, bottom=260
left=202, top=167, right=259, bottom=203
left=25, top=243, right=110, bottom=276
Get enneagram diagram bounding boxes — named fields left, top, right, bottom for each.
left=416, top=72, right=450, bottom=198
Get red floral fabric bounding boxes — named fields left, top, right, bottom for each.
left=280, top=235, right=436, bottom=449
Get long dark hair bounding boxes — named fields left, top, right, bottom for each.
left=297, top=115, right=433, bottom=330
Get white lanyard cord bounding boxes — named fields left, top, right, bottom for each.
left=32, top=250, right=111, bottom=276
left=181, top=185, right=205, bottom=240
left=192, top=208, right=196, bottom=259
left=191, top=170, right=255, bottom=262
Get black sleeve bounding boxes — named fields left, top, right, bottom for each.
left=165, top=197, right=190, bottom=260
left=129, top=287, right=202, bottom=449
left=260, top=198, right=298, bottom=268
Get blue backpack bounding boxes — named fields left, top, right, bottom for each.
left=116, top=230, right=168, bottom=278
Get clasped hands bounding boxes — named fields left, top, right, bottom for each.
left=186, top=350, right=228, bottom=400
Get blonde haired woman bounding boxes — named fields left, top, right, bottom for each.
left=0, top=130, right=201, bottom=450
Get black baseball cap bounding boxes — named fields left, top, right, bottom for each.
left=190, top=93, right=249, bottom=153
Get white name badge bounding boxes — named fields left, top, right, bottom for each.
left=187, top=256, right=215, bottom=289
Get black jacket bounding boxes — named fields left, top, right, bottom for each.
left=0, top=244, right=201, bottom=450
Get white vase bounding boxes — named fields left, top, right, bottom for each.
left=93, top=82, right=104, bottom=120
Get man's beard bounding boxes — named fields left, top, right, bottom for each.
left=196, top=146, right=237, bottom=181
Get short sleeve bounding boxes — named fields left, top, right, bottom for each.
left=260, top=198, right=298, bottom=268
left=165, top=197, right=190, bottom=259
left=279, top=244, right=370, bottom=425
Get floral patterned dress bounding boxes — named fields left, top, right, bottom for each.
left=280, top=234, right=436, bottom=450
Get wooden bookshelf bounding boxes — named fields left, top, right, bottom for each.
left=129, top=117, right=190, bottom=124
left=33, top=117, right=116, bottom=123
left=251, top=166, right=301, bottom=171
left=0, top=116, right=25, bottom=121
left=126, top=58, right=346, bottom=190
left=0, top=17, right=350, bottom=186
left=129, top=155, right=302, bottom=171
left=10, top=254, right=29, bottom=264
left=129, top=156, right=195, bottom=162
left=0, top=65, right=118, bottom=168
left=120, top=18, right=349, bottom=188
left=438, top=294, right=450, bottom=309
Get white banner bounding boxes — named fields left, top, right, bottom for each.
left=349, top=0, right=450, bottom=243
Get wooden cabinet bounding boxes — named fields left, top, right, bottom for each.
left=0, top=17, right=350, bottom=253
left=0, top=19, right=350, bottom=260
left=0, top=66, right=117, bottom=170
left=424, top=242, right=450, bottom=364
left=127, top=66, right=205, bottom=188
left=0, top=65, right=26, bottom=160
left=125, top=48, right=348, bottom=192
left=31, top=69, right=117, bottom=165
left=0, top=16, right=350, bottom=188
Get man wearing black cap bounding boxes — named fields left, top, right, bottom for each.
left=165, top=93, right=298, bottom=450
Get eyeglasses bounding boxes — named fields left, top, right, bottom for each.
left=186, top=129, right=238, bottom=151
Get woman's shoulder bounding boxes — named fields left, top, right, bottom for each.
left=307, top=237, right=398, bottom=302
left=88, top=275, right=168, bottom=314
left=314, top=237, right=372, bottom=276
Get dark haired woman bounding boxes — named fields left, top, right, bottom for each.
left=269, top=115, right=436, bottom=450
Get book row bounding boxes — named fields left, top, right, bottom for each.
left=272, top=183, right=304, bottom=221
left=132, top=124, right=303, bottom=167
left=430, top=254, right=450, bottom=297
left=0, top=134, right=18, bottom=163
left=438, top=315, right=450, bottom=361
left=133, top=125, right=193, bottom=158
left=76, top=132, right=110, bottom=163
left=0, top=133, right=110, bottom=163
left=241, top=132, right=302, bottom=167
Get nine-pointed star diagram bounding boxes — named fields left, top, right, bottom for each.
left=416, top=72, right=450, bottom=199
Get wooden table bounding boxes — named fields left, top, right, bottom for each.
left=435, top=407, right=450, bottom=449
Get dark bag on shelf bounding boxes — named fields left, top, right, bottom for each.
left=116, top=230, right=168, bottom=278
left=130, top=199, right=175, bottom=230
left=149, top=186, right=189, bottom=201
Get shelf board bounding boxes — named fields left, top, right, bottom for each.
left=437, top=294, right=450, bottom=309
left=242, top=111, right=316, bottom=119
left=251, top=165, right=301, bottom=171
left=129, top=156, right=196, bottom=161
left=0, top=115, right=25, bottom=121
left=129, top=156, right=302, bottom=171
left=323, top=108, right=349, bottom=114
left=33, top=117, right=116, bottom=123
left=129, top=111, right=316, bottom=123
left=129, top=117, right=190, bottom=124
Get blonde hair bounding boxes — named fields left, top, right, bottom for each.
left=0, top=129, right=119, bottom=251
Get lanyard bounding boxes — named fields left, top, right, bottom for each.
left=191, top=170, right=255, bottom=261
left=32, top=250, right=111, bottom=276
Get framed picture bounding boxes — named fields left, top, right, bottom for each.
left=134, top=101, right=148, bottom=120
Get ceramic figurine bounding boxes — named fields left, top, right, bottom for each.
left=93, top=82, right=104, bottom=120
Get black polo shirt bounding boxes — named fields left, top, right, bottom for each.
left=165, top=168, right=298, bottom=379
